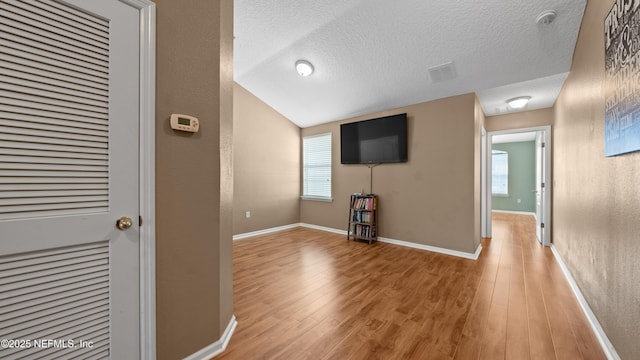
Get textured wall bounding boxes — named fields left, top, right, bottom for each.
left=155, top=0, right=234, bottom=359
left=233, top=84, right=301, bottom=234
left=300, top=93, right=480, bottom=254
left=553, top=0, right=640, bottom=358
left=492, top=142, right=536, bottom=213
left=485, top=107, right=553, bottom=132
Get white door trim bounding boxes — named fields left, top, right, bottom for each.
left=481, top=126, right=489, bottom=238
left=119, top=1, right=156, bottom=359
left=486, top=125, right=552, bottom=246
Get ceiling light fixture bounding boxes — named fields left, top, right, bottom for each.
left=295, top=60, right=314, bottom=77
left=506, top=96, right=531, bottom=109
left=536, top=10, right=557, bottom=26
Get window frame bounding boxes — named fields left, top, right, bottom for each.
left=492, top=149, right=509, bottom=196
left=301, top=132, right=333, bottom=202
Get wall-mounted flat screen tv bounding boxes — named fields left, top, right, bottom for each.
left=340, top=113, right=408, bottom=164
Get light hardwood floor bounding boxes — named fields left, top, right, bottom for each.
left=217, top=213, right=605, bottom=359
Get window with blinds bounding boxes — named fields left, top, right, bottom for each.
left=492, top=150, right=509, bottom=195
left=302, top=133, right=332, bottom=201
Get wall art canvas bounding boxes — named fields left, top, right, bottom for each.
left=604, top=0, right=640, bottom=156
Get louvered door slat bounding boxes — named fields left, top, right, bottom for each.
left=0, top=202, right=109, bottom=219
left=8, top=0, right=109, bottom=41
left=0, top=86, right=109, bottom=112
left=0, top=119, right=108, bottom=138
left=3, top=301, right=109, bottom=337
left=0, top=245, right=108, bottom=271
left=0, top=190, right=108, bottom=201
left=1, top=3, right=109, bottom=49
left=0, top=8, right=108, bottom=54
left=2, top=295, right=109, bottom=333
left=0, top=23, right=107, bottom=68
left=0, top=106, right=108, bottom=127
left=0, top=168, right=108, bottom=177
left=0, top=196, right=108, bottom=209
left=34, top=0, right=109, bottom=31
left=0, top=155, right=108, bottom=166
left=0, top=162, right=107, bottom=172
left=0, top=283, right=108, bottom=315
left=3, top=273, right=107, bottom=305
left=0, top=240, right=110, bottom=359
left=3, top=289, right=108, bottom=324
left=0, top=98, right=107, bottom=124
left=1, top=73, right=108, bottom=103
left=0, top=183, right=108, bottom=191
left=1, top=53, right=109, bottom=90
left=0, top=264, right=109, bottom=301
left=0, top=132, right=107, bottom=149
left=0, top=128, right=107, bottom=145
left=0, top=112, right=108, bottom=130
left=0, top=41, right=109, bottom=80
left=79, top=347, right=110, bottom=360
left=0, top=258, right=108, bottom=286
left=4, top=310, right=108, bottom=354
left=0, top=177, right=107, bottom=184
left=0, top=251, right=107, bottom=277
left=0, top=13, right=108, bottom=60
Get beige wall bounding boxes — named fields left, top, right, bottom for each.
left=301, top=94, right=480, bottom=253
left=233, top=84, right=301, bottom=234
left=485, top=107, right=554, bottom=132
left=553, top=0, right=640, bottom=358
left=155, top=1, right=234, bottom=359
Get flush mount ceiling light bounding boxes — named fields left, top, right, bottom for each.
left=295, top=60, right=314, bottom=77
left=536, top=10, right=557, bottom=26
left=506, top=96, right=531, bottom=109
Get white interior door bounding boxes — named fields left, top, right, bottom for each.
left=535, top=131, right=544, bottom=243
left=0, top=0, right=140, bottom=358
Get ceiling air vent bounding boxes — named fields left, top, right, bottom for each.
left=428, top=61, right=457, bottom=83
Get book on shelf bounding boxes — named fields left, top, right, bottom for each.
left=350, top=195, right=375, bottom=210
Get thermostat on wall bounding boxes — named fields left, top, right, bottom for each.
left=170, top=114, right=199, bottom=133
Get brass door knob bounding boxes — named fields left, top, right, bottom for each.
left=116, top=216, right=133, bottom=230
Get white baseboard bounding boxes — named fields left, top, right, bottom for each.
left=182, top=315, right=237, bottom=360
left=550, top=245, right=620, bottom=360
left=234, top=223, right=482, bottom=260
left=378, top=236, right=482, bottom=260
left=233, top=224, right=300, bottom=240
left=299, top=223, right=482, bottom=260
left=299, top=223, right=347, bottom=236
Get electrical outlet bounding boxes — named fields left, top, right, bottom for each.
left=245, top=211, right=251, bottom=219
left=517, top=199, right=521, bottom=203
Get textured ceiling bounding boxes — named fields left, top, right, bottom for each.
left=234, top=0, right=586, bottom=128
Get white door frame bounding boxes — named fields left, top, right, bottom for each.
left=485, top=125, right=552, bottom=246
left=481, top=126, right=489, bottom=238
left=120, top=1, right=156, bottom=359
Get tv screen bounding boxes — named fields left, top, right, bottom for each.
left=340, top=113, right=408, bottom=164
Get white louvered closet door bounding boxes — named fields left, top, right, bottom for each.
left=0, top=1, right=140, bottom=359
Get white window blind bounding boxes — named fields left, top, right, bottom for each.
left=492, top=150, right=508, bottom=195
left=303, top=133, right=332, bottom=200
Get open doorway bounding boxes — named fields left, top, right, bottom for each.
left=483, top=126, right=551, bottom=246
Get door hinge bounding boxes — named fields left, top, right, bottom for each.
left=541, top=182, right=545, bottom=188
left=139, top=216, right=143, bottom=226
left=541, top=223, right=545, bottom=229
left=541, top=142, right=546, bottom=148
